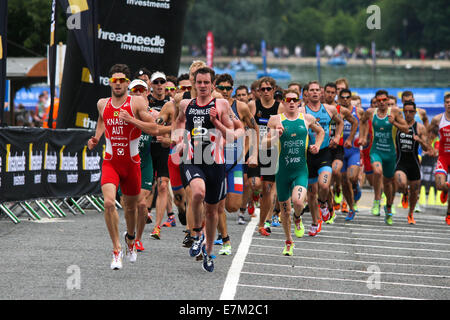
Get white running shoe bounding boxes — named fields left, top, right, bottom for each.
left=123, top=232, right=137, bottom=263
left=320, top=205, right=331, bottom=222
left=111, top=250, right=123, bottom=270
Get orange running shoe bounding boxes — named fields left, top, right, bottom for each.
left=341, top=201, right=349, bottom=214
left=135, top=239, right=145, bottom=252
left=258, top=227, right=270, bottom=236
left=407, top=215, right=416, bottom=225
left=333, top=203, right=341, bottom=212
left=440, top=183, right=449, bottom=204
left=151, top=225, right=161, bottom=240
left=247, top=201, right=256, bottom=217
left=446, top=215, right=450, bottom=226
left=402, top=193, right=409, bottom=209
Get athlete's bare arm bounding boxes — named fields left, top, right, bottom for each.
left=304, top=113, right=324, bottom=154
left=237, top=101, right=259, bottom=167
left=156, top=100, right=175, bottom=136
left=390, top=107, right=410, bottom=133
left=428, top=114, right=442, bottom=145
left=209, top=99, right=244, bottom=141
left=340, top=107, right=358, bottom=149
left=171, top=99, right=189, bottom=147
left=87, top=98, right=107, bottom=150
left=359, top=108, right=375, bottom=147
left=415, top=122, right=431, bottom=152
left=262, top=114, right=282, bottom=149
left=326, top=104, right=344, bottom=148
left=417, top=108, right=429, bottom=127
left=119, top=96, right=158, bottom=136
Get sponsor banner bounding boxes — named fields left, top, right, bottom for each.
left=0, top=127, right=103, bottom=201
left=57, top=1, right=188, bottom=129
left=352, top=87, right=450, bottom=117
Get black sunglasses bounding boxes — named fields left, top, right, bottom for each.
left=152, top=79, right=166, bottom=85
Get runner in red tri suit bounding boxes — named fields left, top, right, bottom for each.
left=88, top=64, right=158, bottom=270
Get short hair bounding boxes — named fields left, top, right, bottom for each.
left=236, top=85, right=249, bottom=93
left=166, top=75, right=178, bottom=86
left=351, top=95, right=361, bottom=101
left=302, top=84, right=309, bottom=93
left=335, top=78, right=349, bottom=89
left=215, top=73, right=234, bottom=86
left=388, top=95, right=398, bottom=103
left=258, top=76, right=276, bottom=89
left=339, top=89, right=352, bottom=97
left=134, top=67, right=151, bottom=79
left=193, top=67, right=215, bottom=82
left=307, top=81, right=321, bottom=89
left=401, top=91, right=414, bottom=100
left=445, top=93, right=450, bottom=101
left=288, top=82, right=302, bottom=89
left=189, top=60, right=207, bottom=74
left=177, top=73, right=189, bottom=82
left=283, top=89, right=300, bottom=99
left=375, top=89, right=389, bottom=97
left=251, top=80, right=259, bottom=91
left=324, top=82, right=337, bottom=91
left=109, top=64, right=131, bottom=79
left=403, top=101, right=416, bottom=110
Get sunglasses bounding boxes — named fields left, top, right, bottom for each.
left=216, top=85, right=233, bottom=91
left=179, top=85, right=192, bottom=91
left=284, top=97, right=300, bottom=103
left=165, top=87, right=177, bottom=92
left=377, top=97, right=388, bottom=102
left=260, top=87, right=273, bottom=92
left=341, top=95, right=351, bottom=99
left=152, top=79, right=166, bottom=85
left=110, top=77, right=129, bottom=84
left=130, top=86, right=146, bottom=93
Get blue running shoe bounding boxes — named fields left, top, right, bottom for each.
left=345, top=209, right=356, bottom=221
left=214, top=234, right=223, bottom=245
left=189, top=233, right=205, bottom=257
left=201, top=245, right=215, bottom=272
left=271, top=214, right=281, bottom=227
left=353, top=182, right=362, bottom=202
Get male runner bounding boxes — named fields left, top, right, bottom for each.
left=87, top=64, right=158, bottom=270
left=300, top=81, right=344, bottom=236
left=359, top=90, right=409, bottom=225
left=395, top=101, right=430, bottom=224
left=428, top=94, right=450, bottom=225
left=265, top=89, right=324, bottom=255
left=172, top=67, right=240, bottom=272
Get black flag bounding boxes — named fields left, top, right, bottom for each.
left=57, top=1, right=188, bottom=129
left=46, top=0, right=58, bottom=129
left=0, top=0, right=8, bottom=125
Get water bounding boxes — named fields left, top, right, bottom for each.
left=179, top=63, right=450, bottom=89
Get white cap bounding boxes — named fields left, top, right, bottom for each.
left=150, top=71, right=166, bottom=83
left=129, top=79, right=148, bottom=90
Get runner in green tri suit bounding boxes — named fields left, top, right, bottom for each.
left=360, top=90, right=409, bottom=225
left=264, top=89, right=324, bottom=256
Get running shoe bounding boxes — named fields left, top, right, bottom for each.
left=391, top=205, right=396, bottom=215
left=214, top=234, right=223, bottom=245
left=293, top=216, right=304, bottom=238
left=271, top=214, right=281, bottom=227
left=282, top=241, right=294, bottom=256
left=182, top=231, right=194, bottom=248
left=110, top=250, right=123, bottom=270
left=237, top=214, right=246, bottom=225
left=202, top=246, right=215, bottom=272
left=317, top=218, right=323, bottom=233
left=333, top=203, right=341, bottom=212
left=371, top=200, right=381, bottom=216
left=264, top=221, right=272, bottom=233
left=123, top=232, right=137, bottom=263
left=414, top=205, right=422, bottom=213
left=326, top=211, right=337, bottom=224
left=341, top=201, right=349, bottom=214
left=135, top=239, right=145, bottom=252
left=354, top=203, right=359, bottom=212
left=308, top=224, right=319, bottom=237
left=146, top=211, right=153, bottom=224
left=162, top=215, right=176, bottom=227
left=381, top=193, right=387, bottom=206
left=446, top=215, right=450, bottom=226
left=334, top=190, right=343, bottom=204
left=401, top=193, right=409, bottom=209
left=253, top=193, right=260, bottom=208
left=320, top=205, right=331, bottom=222
left=219, top=243, right=232, bottom=255
left=189, top=233, right=205, bottom=257
left=345, top=209, right=356, bottom=221
left=407, top=215, right=416, bottom=225
left=384, top=207, right=393, bottom=225
left=151, top=225, right=161, bottom=239
left=353, top=182, right=362, bottom=202
left=178, top=209, right=187, bottom=226
left=258, top=227, right=270, bottom=237
left=440, top=184, right=449, bottom=204
left=247, top=202, right=256, bottom=217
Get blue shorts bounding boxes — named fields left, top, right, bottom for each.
left=341, top=148, right=361, bottom=173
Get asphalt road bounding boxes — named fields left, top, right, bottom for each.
left=1, top=191, right=449, bottom=302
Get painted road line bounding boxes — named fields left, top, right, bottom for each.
left=220, top=208, right=259, bottom=300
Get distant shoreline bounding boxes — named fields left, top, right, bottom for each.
left=181, top=55, right=450, bottom=70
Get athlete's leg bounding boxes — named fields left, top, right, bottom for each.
left=136, top=189, right=151, bottom=242
left=155, top=176, right=170, bottom=227
left=279, top=199, right=293, bottom=243
left=189, top=178, right=206, bottom=236
left=259, top=180, right=276, bottom=229
left=308, top=182, right=319, bottom=225
left=436, top=173, right=449, bottom=192
left=102, top=183, right=121, bottom=251
left=371, top=161, right=383, bottom=201
left=122, top=193, right=139, bottom=245
left=408, top=180, right=421, bottom=217
left=204, top=201, right=220, bottom=256
left=394, top=170, right=408, bottom=195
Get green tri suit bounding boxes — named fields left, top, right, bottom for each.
left=369, top=107, right=397, bottom=178
left=275, top=113, right=309, bottom=202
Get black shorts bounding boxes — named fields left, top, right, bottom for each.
left=151, top=143, right=170, bottom=178
left=330, top=145, right=344, bottom=162
left=180, top=163, right=227, bottom=204
left=396, top=160, right=421, bottom=181
left=307, top=147, right=333, bottom=180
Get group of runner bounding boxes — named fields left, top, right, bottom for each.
left=87, top=60, right=450, bottom=272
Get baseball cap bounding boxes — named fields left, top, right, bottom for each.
left=150, top=71, right=166, bottom=83
left=129, top=79, right=148, bottom=90
left=135, top=67, right=151, bottom=79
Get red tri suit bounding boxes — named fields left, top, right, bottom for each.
left=436, top=114, right=450, bottom=177
left=101, top=96, right=142, bottom=196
